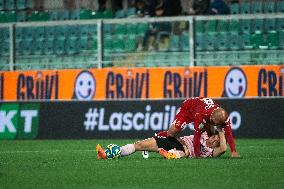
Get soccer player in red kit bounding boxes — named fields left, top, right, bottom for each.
left=157, top=97, right=240, bottom=158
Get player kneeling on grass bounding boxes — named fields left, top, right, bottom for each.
left=96, top=128, right=227, bottom=159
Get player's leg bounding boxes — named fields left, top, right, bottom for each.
left=159, top=149, right=186, bottom=159
left=121, top=138, right=158, bottom=157
left=125, top=136, right=187, bottom=159
left=96, top=138, right=159, bottom=159
left=156, top=136, right=186, bottom=159
left=134, top=138, right=159, bottom=152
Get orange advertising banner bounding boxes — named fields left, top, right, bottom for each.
left=0, top=65, right=283, bottom=101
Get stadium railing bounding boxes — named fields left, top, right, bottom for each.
left=0, top=13, right=284, bottom=71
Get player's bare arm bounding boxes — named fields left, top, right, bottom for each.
left=212, top=129, right=227, bottom=157
left=231, top=151, right=240, bottom=158
left=167, top=122, right=181, bottom=137
left=212, top=108, right=240, bottom=158
left=224, top=123, right=240, bottom=158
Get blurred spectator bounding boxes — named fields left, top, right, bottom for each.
left=192, top=0, right=210, bottom=15
left=128, top=0, right=136, bottom=6
left=111, top=0, right=123, bottom=11
left=136, top=0, right=150, bottom=17
left=188, top=0, right=229, bottom=15
left=144, top=0, right=159, bottom=16
left=99, top=0, right=112, bottom=11
left=78, top=0, right=96, bottom=10
left=99, top=0, right=108, bottom=11
left=64, top=0, right=76, bottom=11
left=180, top=0, right=194, bottom=15
left=226, top=0, right=239, bottom=4
left=127, top=0, right=136, bottom=9
left=33, top=0, right=44, bottom=11
left=206, top=0, right=230, bottom=15
left=142, top=2, right=172, bottom=50
left=163, top=0, right=182, bottom=16
left=136, top=0, right=181, bottom=17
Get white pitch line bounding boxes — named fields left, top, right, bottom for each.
left=0, top=149, right=97, bottom=154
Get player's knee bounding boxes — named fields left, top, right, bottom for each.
left=134, top=142, right=146, bottom=150
left=134, top=141, right=150, bottom=151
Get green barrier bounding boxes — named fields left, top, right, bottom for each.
left=0, top=103, right=19, bottom=139
left=17, top=103, right=40, bottom=139
left=0, top=103, right=39, bottom=140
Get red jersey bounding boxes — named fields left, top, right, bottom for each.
left=173, top=97, right=236, bottom=157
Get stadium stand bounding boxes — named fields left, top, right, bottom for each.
left=0, top=0, right=283, bottom=70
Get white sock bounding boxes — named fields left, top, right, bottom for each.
left=121, top=144, right=135, bottom=157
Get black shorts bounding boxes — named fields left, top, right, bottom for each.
left=154, top=136, right=185, bottom=152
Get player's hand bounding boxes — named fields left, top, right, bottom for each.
left=216, top=127, right=225, bottom=133
left=231, top=151, right=240, bottom=158
left=155, top=131, right=168, bottom=138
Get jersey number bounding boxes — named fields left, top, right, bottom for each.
left=201, top=98, right=215, bottom=110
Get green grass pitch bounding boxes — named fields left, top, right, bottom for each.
left=0, top=139, right=284, bottom=189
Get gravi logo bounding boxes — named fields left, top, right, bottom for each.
left=0, top=103, right=40, bottom=139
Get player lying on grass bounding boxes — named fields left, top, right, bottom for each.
left=96, top=128, right=227, bottom=159
left=156, top=97, right=240, bottom=158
